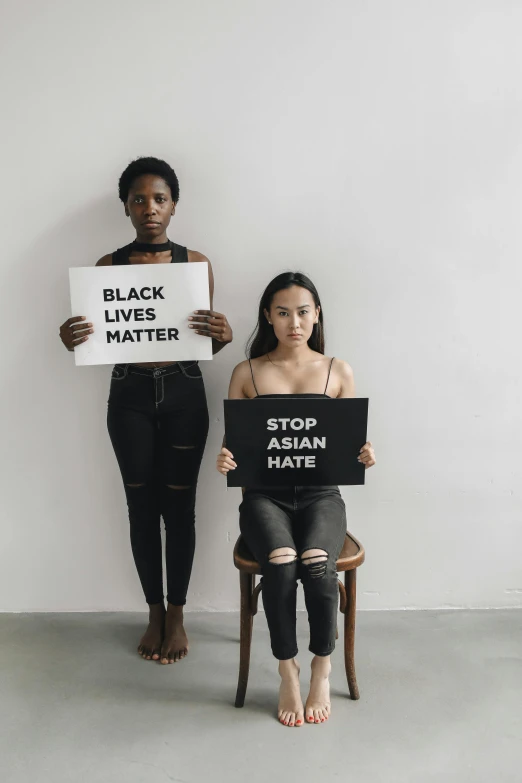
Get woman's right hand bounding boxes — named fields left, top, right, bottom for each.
left=216, top=447, right=237, bottom=475
left=59, top=317, right=93, bottom=351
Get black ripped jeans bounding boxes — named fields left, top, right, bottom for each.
left=107, top=362, right=209, bottom=606
left=239, top=486, right=347, bottom=660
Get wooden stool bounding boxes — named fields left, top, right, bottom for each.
left=232, top=532, right=365, bottom=708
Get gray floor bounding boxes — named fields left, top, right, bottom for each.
left=1, top=610, right=521, bottom=783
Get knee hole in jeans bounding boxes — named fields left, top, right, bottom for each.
left=166, top=485, right=191, bottom=490
left=268, top=547, right=297, bottom=565
left=301, top=549, right=328, bottom=579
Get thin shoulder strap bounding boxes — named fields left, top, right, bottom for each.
left=324, top=357, right=335, bottom=395
left=248, top=359, right=260, bottom=396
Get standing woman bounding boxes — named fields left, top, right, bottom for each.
left=217, top=272, right=375, bottom=727
left=59, top=157, right=232, bottom=664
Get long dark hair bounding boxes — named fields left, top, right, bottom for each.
left=247, top=272, right=325, bottom=359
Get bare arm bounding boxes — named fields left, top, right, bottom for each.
left=216, top=362, right=252, bottom=475
left=59, top=254, right=112, bottom=351
left=335, top=359, right=375, bottom=468
left=95, top=254, right=113, bottom=267
left=335, top=359, right=356, bottom=398
left=228, top=361, right=251, bottom=399
left=187, top=251, right=232, bottom=354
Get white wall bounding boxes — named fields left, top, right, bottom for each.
left=1, top=0, right=521, bottom=612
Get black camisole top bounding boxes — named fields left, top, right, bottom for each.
left=247, top=357, right=335, bottom=399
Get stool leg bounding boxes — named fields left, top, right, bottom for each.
left=344, top=569, right=360, bottom=700
left=235, top=572, right=254, bottom=708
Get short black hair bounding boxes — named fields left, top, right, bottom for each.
left=118, top=156, right=180, bottom=203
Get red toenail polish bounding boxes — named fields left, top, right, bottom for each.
left=296, top=721, right=302, bottom=725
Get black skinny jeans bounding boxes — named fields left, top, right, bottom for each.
left=107, top=361, right=209, bottom=606
left=239, top=486, right=347, bottom=660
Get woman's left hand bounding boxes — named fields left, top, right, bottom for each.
left=188, top=310, right=233, bottom=343
left=358, top=441, right=376, bottom=469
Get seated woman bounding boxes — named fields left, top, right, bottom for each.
left=216, top=272, right=375, bottom=727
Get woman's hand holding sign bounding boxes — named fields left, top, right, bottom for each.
left=59, top=316, right=93, bottom=351
left=358, top=441, right=375, bottom=469
left=188, top=310, right=232, bottom=344
left=216, top=447, right=237, bottom=475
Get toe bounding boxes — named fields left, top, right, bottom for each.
left=288, top=712, right=295, bottom=727
left=151, top=651, right=160, bottom=661
left=314, top=709, right=320, bottom=724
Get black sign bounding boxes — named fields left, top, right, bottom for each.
left=224, top=397, right=369, bottom=487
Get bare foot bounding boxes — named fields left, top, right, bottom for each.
left=305, top=656, right=332, bottom=724
left=138, top=603, right=165, bottom=661
left=160, top=604, right=189, bottom=664
left=278, top=659, right=304, bottom=727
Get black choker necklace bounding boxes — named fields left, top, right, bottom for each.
left=133, top=240, right=171, bottom=253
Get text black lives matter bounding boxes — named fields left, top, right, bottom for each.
left=103, top=286, right=179, bottom=343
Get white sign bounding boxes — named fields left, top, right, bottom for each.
left=69, top=263, right=213, bottom=366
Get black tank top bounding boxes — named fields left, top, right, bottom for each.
left=248, top=357, right=335, bottom=399
left=111, top=240, right=188, bottom=265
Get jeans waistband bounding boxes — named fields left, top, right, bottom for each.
left=117, top=361, right=199, bottom=378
